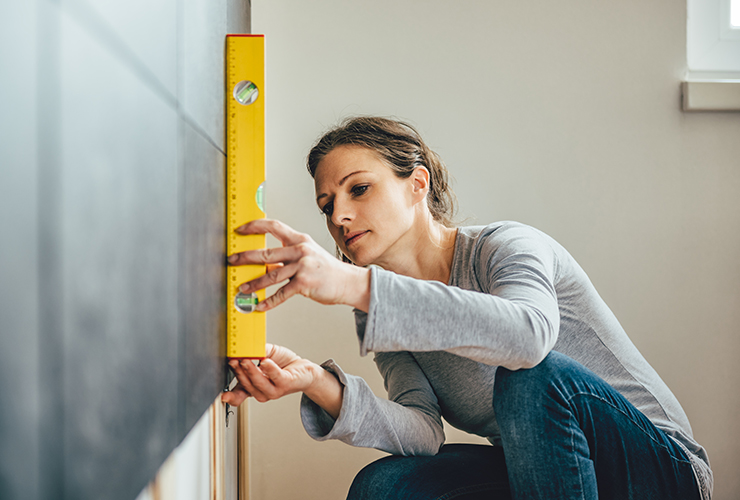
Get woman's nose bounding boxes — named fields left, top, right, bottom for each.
left=331, top=198, right=353, bottom=226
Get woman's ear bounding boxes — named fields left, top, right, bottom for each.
left=410, top=166, right=430, bottom=203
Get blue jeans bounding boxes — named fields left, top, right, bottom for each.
left=346, top=352, right=700, bottom=500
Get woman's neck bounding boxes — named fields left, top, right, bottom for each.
left=373, top=214, right=458, bottom=284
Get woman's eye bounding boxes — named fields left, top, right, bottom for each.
left=351, top=185, right=369, bottom=196
left=321, top=202, right=333, bottom=216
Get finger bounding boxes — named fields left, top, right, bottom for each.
left=239, top=262, right=299, bottom=294
left=228, top=359, right=245, bottom=379
left=229, top=362, right=256, bottom=394
left=243, top=359, right=280, bottom=398
left=221, top=386, right=250, bottom=406
left=258, top=358, right=288, bottom=386
left=239, top=360, right=272, bottom=402
left=232, top=384, right=251, bottom=398
left=263, top=343, right=291, bottom=368
left=260, top=344, right=295, bottom=368
left=232, top=360, right=263, bottom=395
left=265, top=343, right=276, bottom=357
left=235, top=219, right=309, bottom=246
left=255, top=280, right=301, bottom=312
left=228, top=244, right=304, bottom=267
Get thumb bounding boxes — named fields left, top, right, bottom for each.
left=259, top=358, right=283, bottom=381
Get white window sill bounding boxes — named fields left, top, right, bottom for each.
left=682, top=79, right=740, bottom=111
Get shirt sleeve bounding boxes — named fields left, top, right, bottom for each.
left=300, top=354, right=445, bottom=456
left=355, top=223, right=561, bottom=369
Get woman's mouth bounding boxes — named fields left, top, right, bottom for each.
left=344, top=231, right=368, bottom=246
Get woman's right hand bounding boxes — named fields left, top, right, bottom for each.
left=227, top=219, right=370, bottom=312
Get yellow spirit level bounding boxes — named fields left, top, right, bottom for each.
left=226, top=34, right=265, bottom=359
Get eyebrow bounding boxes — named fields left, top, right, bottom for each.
left=316, top=170, right=369, bottom=203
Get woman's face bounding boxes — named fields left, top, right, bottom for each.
left=314, top=145, right=424, bottom=267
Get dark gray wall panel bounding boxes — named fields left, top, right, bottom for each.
left=0, top=1, right=250, bottom=499
left=0, top=2, right=41, bottom=500
left=228, top=0, right=251, bottom=34
left=59, top=9, right=179, bottom=500
left=177, top=0, right=249, bottom=436
left=179, top=120, right=227, bottom=438
left=63, top=0, right=178, bottom=95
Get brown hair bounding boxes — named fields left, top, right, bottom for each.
left=306, top=116, right=457, bottom=227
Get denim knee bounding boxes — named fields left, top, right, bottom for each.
left=347, top=445, right=510, bottom=500
left=493, top=351, right=574, bottom=422
left=346, top=455, right=408, bottom=500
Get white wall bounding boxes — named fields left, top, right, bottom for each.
left=251, top=1, right=740, bottom=499
left=136, top=398, right=240, bottom=500
left=136, top=409, right=212, bottom=500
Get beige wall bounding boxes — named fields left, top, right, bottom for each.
left=250, top=1, right=740, bottom=499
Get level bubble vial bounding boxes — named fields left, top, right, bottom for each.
left=234, top=292, right=259, bottom=314
left=256, top=182, right=265, bottom=212
left=233, top=80, right=259, bottom=105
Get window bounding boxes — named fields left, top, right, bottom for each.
left=687, top=0, right=740, bottom=76
left=683, top=0, right=740, bottom=111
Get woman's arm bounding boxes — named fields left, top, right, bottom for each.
left=223, top=345, right=446, bottom=456
left=301, top=352, right=445, bottom=456
left=357, top=224, right=561, bottom=369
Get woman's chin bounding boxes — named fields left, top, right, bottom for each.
left=345, top=250, right=373, bottom=268
left=344, top=240, right=385, bottom=267
left=346, top=253, right=365, bottom=266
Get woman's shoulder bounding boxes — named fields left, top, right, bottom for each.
left=457, top=221, right=556, bottom=249
left=453, top=221, right=565, bottom=282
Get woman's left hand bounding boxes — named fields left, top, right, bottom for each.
left=227, top=219, right=370, bottom=312
left=222, top=344, right=316, bottom=405
left=221, top=343, right=344, bottom=419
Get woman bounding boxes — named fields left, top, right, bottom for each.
left=221, top=117, right=712, bottom=500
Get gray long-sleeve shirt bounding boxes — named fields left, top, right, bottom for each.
left=300, top=222, right=712, bottom=499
